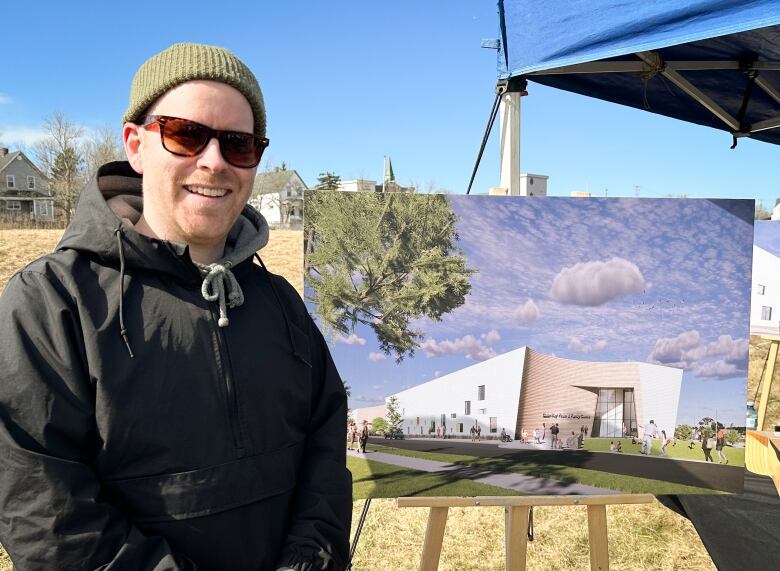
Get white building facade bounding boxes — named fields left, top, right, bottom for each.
left=391, top=347, right=682, bottom=440
left=751, top=245, right=780, bottom=336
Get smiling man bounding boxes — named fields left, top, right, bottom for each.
left=0, top=44, right=351, bottom=570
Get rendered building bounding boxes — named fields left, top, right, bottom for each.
left=750, top=245, right=780, bottom=336
left=392, top=347, right=682, bottom=440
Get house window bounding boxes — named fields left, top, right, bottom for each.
left=478, top=385, right=485, bottom=400
left=757, top=284, right=766, bottom=295
left=762, top=306, right=773, bottom=321
left=490, top=417, right=498, bottom=433
left=479, top=408, right=487, bottom=414
left=416, top=417, right=420, bottom=426
left=456, top=423, right=464, bottom=433
left=37, top=202, right=49, bottom=216
left=451, top=413, right=456, bottom=419
left=6, top=175, right=15, bottom=189
left=440, top=414, right=446, bottom=428
left=27, top=176, right=35, bottom=189
left=464, top=401, right=471, bottom=415
left=6, top=200, right=21, bottom=210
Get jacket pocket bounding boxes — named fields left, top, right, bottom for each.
left=102, top=441, right=304, bottom=523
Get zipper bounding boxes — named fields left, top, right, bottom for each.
left=209, top=304, right=245, bottom=454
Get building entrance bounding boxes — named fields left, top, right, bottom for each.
left=592, top=388, right=637, bottom=437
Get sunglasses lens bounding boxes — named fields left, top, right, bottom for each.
left=161, top=118, right=210, bottom=156
left=219, top=132, right=264, bottom=168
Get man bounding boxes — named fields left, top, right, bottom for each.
left=0, top=44, right=351, bottom=570
left=643, top=419, right=658, bottom=455
left=550, top=423, right=559, bottom=449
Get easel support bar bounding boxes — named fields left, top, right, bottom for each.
left=397, top=494, right=654, bottom=508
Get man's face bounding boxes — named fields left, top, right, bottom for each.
left=124, top=80, right=257, bottom=252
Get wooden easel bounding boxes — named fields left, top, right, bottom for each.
left=397, top=494, right=654, bottom=571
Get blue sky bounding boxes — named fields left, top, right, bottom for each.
left=317, top=195, right=753, bottom=428
left=755, top=220, right=780, bottom=256
left=2, top=1, right=780, bottom=209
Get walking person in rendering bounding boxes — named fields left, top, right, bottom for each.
left=347, top=422, right=356, bottom=451
left=716, top=428, right=728, bottom=464
left=359, top=420, right=369, bottom=453
left=660, top=430, right=670, bottom=456
left=643, top=419, right=658, bottom=455
left=550, top=423, right=559, bottom=449
left=701, top=432, right=714, bottom=462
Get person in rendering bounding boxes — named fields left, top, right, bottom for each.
left=550, top=423, right=560, bottom=449
left=689, top=428, right=698, bottom=449
left=643, top=419, right=658, bottom=455
left=615, top=441, right=623, bottom=453
left=348, top=422, right=358, bottom=451
left=476, top=425, right=482, bottom=441
left=660, top=429, right=670, bottom=456
left=702, top=432, right=714, bottom=462
left=0, top=43, right=351, bottom=571
left=716, top=428, right=728, bottom=464
left=360, top=420, right=370, bottom=453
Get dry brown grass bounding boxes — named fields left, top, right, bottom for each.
left=0, top=229, right=303, bottom=297
left=748, top=336, right=780, bottom=430
left=0, top=228, right=716, bottom=569
left=349, top=499, right=713, bottom=571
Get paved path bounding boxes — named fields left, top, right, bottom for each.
left=360, top=450, right=617, bottom=495
left=368, top=437, right=744, bottom=493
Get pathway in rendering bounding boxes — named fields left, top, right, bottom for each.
left=362, top=450, right=617, bottom=495
left=368, top=437, right=744, bottom=493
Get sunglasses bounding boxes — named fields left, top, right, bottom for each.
left=141, top=115, right=269, bottom=168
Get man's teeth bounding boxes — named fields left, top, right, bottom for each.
left=186, top=186, right=228, bottom=197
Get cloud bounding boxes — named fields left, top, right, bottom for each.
left=512, top=299, right=539, bottom=321
left=481, top=329, right=501, bottom=343
left=433, top=370, right=442, bottom=378
left=550, top=257, right=645, bottom=306
left=336, top=333, right=366, bottom=346
left=368, top=352, right=386, bottom=362
left=421, top=334, right=497, bottom=361
left=695, top=360, right=738, bottom=379
left=0, top=126, right=47, bottom=146
left=648, top=329, right=748, bottom=378
left=0, top=94, right=11, bottom=105
left=568, top=337, right=608, bottom=353
left=371, top=384, right=384, bottom=390
left=352, top=395, right=384, bottom=404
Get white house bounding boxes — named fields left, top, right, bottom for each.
left=249, top=169, right=306, bottom=228
left=751, top=245, right=780, bottom=336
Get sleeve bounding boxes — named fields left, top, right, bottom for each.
left=0, top=270, right=197, bottom=571
left=276, top=315, right=352, bottom=571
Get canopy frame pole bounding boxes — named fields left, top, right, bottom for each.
left=635, top=51, right=740, bottom=131
left=498, top=77, right=527, bottom=195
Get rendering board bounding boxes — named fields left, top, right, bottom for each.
left=304, top=191, right=753, bottom=497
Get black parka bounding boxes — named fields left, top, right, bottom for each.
left=0, top=162, right=351, bottom=570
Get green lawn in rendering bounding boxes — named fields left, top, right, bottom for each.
left=367, top=443, right=722, bottom=495
left=581, top=437, right=744, bottom=466
left=347, top=454, right=522, bottom=499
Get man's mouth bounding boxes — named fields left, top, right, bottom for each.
left=185, top=185, right=230, bottom=198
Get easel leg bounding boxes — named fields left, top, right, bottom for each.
left=587, top=505, right=609, bottom=571
left=419, top=507, right=449, bottom=571
left=504, top=505, right=530, bottom=571
left=347, top=498, right=372, bottom=570
left=757, top=339, right=778, bottom=430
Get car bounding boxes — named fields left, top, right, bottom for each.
left=384, top=428, right=405, bottom=439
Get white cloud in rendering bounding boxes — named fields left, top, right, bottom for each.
left=421, top=334, right=497, bottom=361
left=568, top=337, right=608, bottom=353
left=336, top=333, right=367, bottom=346
left=550, top=257, right=645, bottom=306
left=481, top=329, right=501, bottom=343
left=512, top=299, right=539, bottom=321
left=368, top=352, right=386, bottom=362
left=647, top=329, right=747, bottom=379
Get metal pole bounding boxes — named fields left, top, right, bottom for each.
left=347, top=498, right=372, bottom=569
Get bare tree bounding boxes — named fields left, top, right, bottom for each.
left=83, top=126, right=125, bottom=181
left=33, top=113, right=85, bottom=224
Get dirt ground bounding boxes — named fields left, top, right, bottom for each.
left=0, top=228, right=718, bottom=570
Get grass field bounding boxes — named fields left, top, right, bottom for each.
left=368, top=443, right=720, bottom=495
left=348, top=455, right=520, bottom=499
left=0, top=227, right=719, bottom=569
left=582, top=437, right=745, bottom=466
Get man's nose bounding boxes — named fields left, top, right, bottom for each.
left=197, top=137, right=229, bottom=172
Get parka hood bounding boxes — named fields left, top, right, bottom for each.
left=57, top=161, right=270, bottom=282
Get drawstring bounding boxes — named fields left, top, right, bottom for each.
left=200, top=262, right=244, bottom=327
left=114, top=227, right=134, bottom=358
left=254, top=254, right=312, bottom=368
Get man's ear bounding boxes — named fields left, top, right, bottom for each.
left=123, top=123, right=144, bottom=174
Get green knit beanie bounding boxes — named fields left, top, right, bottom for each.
left=123, top=43, right=266, bottom=137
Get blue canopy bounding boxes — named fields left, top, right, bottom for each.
left=498, top=0, right=780, bottom=145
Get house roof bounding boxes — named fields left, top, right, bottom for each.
left=252, top=169, right=307, bottom=196
left=0, top=150, right=49, bottom=181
